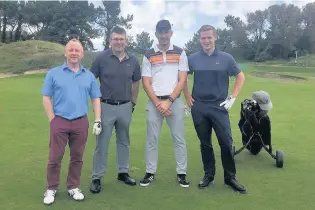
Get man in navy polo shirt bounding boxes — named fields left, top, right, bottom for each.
left=41, top=38, right=102, bottom=205
left=184, top=25, right=246, bottom=193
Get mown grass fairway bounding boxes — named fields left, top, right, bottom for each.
left=0, top=64, right=314, bottom=210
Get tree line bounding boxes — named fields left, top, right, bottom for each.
left=185, top=2, right=315, bottom=61
left=1, top=1, right=315, bottom=62
left=0, top=0, right=153, bottom=54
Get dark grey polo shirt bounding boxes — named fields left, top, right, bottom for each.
left=188, top=48, right=241, bottom=103
left=90, top=49, right=141, bottom=101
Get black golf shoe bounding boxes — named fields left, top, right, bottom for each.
left=224, top=178, right=247, bottom=194
left=198, top=175, right=214, bottom=189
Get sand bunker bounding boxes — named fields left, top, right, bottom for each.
left=251, top=72, right=307, bottom=81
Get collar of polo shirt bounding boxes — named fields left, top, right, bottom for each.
left=62, top=62, right=86, bottom=72
left=153, top=43, right=174, bottom=52
left=108, top=48, right=130, bottom=59
left=201, top=47, right=219, bottom=56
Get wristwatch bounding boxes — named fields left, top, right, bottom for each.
left=168, top=96, right=175, bottom=103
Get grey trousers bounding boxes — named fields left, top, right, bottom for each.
left=145, top=98, right=187, bottom=174
left=92, top=101, right=133, bottom=180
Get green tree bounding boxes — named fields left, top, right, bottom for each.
left=43, top=1, right=100, bottom=50
left=0, top=1, right=19, bottom=42
left=184, top=32, right=201, bottom=56
left=266, top=3, right=303, bottom=58
left=297, top=2, right=315, bottom=53
left=224, top=15, right=248, bottom=48
left=134, top=31, right=154, bottom=54
left=96, top=0, right=133, bottom=49
left=0, top=1, right=101, bottom=49
left=246, top=9, right=268, bottom=60
left=126, top=34, right=136, bottom=53
left=184, top=29, right=233, bottom=56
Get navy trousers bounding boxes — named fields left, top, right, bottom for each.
left=191, top=101, right=236, bottom=180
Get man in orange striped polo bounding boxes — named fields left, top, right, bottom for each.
left=140, top=20, right=189, bottom=188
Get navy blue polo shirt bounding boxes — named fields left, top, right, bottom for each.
left=41, top=62, right=102, bottom=120
left=188, top=48, right=241, bottom=103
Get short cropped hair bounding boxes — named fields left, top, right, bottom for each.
left=198, top=25, right=217, bottom=36
left=111, top=26, right=127, bottom=37
left=65, top=38, right=84, bottom=50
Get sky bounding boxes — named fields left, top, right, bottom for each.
left=90, top=0, right=314, bottom=51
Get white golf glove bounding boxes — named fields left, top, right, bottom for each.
left=92, top=120, right=102, bottom=135
left=220, top=95, right=236, bottom=110
left=184, top=105, right=191, bottom=116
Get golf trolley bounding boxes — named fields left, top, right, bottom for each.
left=233, top=99, right=284, bottom=168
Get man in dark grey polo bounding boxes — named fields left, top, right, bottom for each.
left=89, top=26, right=141, bottom=193
left=184, top=24, right=247, bottom=194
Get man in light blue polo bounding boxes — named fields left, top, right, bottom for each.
left=184, top=25, right=247, bottom=193
left=41, top=38, right=102, bottom=205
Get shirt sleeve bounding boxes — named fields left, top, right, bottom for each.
left=41, top=71, right=54, bottom=96
left=132, top=59, right=141, bottom=82
left=89, top=74, right=102, bottom=99
left=141, top=55, right=152, bottom=77
left=178, top=50, right=189, bottom=72
left=90, top=53, right=101, bottom=79
left=228, top=54, right=241, bottom=76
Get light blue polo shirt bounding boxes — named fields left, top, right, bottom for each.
left=41, top=62, right=102, bottom=120
left=188, top=48, right=241, bottom=104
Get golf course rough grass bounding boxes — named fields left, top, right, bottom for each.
left=0, top=40, right=143, bottom=75
left=0, top=40, right=100, bottom=74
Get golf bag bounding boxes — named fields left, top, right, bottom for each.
left=237, top=99, right=272, bottom=155
left=234, top=98, right=284, bottom=168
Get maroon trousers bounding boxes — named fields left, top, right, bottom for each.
left=47, top=115, right=89, bottom=190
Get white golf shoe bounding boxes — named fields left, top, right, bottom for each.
left=68, top=188, right=84, bottom=201
left=43, top=189, right=57, bottom=205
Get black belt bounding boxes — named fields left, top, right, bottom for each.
left=156, top=95, right=180, bottom=100
left=57, top=115, right=85, bottom=121
left=157, top=95, right=170, bottom=100
left=101, top=99, right=130, bottom=105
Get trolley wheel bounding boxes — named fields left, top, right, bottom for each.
left=275, top=150, right=284, bottom=168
